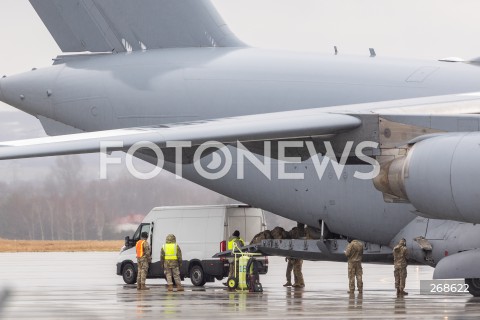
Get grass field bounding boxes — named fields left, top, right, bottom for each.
left=0, top=239, right=124, bottom=252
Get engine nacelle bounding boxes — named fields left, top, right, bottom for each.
left=374, top=132, right=480, bottom=223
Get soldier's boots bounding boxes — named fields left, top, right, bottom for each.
left=283, top=282, right=292, bottom=287
left=176, top=285, right=184, bottom=292
left=137, top=283, right=149, bottom=290
left=292, top=283, right=305, bottom=288
left=167, top=285, right=174, bottom=292
left=396, top=288, right=409, bottom=296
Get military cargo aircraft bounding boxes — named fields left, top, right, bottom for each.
left=1, top=0, right=480, bottom=295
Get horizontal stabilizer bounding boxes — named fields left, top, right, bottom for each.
left=0, top=111, right=361, bottom=160
left=29, top=0, right=245, bottom=53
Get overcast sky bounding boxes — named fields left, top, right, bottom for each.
left=1, top=0, right=480, bottom=180
left=2, top=0, right=480, bottom=76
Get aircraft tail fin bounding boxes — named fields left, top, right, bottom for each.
left=29, top=0, right=245, bottom=53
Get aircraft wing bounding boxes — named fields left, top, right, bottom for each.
left=0, top=111, right=361, bottom=160
left=29, top=0, right=244, bottom=53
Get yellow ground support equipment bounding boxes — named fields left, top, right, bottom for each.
left=227, top=242, right=262, bottom=291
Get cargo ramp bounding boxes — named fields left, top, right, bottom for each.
left=214, top=239, right=393, bottom=263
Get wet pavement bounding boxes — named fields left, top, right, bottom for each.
left=0, top=252, right=479, bottom=319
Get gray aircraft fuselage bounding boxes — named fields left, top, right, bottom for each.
left=2, top=47, right=480, bottom=261
left=3, top=48, right=480, bottom=130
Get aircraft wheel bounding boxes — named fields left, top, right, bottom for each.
left=122, top=263, right=137, bottom=284
left=465, top=278, right=480, bottom=297
left=227, top=277, right=238, bottom=290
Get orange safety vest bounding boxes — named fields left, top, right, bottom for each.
left=136, top=240, right=145, bottom=258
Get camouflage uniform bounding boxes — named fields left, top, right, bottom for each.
left=161, top=234, right=184, bottom=291
left=136, top=237, right=151, bottom=290
left=284, top=258, right=304, bottom=287
left=393, top=239, right=408, bottom=296
left=345, top=239, right=363, bottom=294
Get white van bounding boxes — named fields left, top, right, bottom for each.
left=116, top=205, right=268, bottom=286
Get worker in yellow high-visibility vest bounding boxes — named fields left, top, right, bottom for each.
left=136, top=232, right=151, bottom=290
left=223, top=230, right=245, bottom=286
left=161, top=234, right=184, bottom=292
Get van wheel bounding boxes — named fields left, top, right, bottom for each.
left=122, top=263, right=137, bottom=284
left=466, top=278, right=480, bottom=297
left=190, top=265, right=206, bottom=286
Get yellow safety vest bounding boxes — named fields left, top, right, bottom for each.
left=136, top=240, right=145, bottom=258
left=163, top=243, right=178, bottom=260
left=228, top=237, right=245, bottom=250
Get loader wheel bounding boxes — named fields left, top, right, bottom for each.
left=227, top=277, right=238, bottom=290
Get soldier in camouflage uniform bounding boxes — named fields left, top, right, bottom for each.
left=136, top=231, right=151, bottom=290
left=284, top=258, right=305, bottom=288
left=161, top=234, right=184, bottom=292
left=345, top=239, right=363, bottom=294
left=393, top=238, right=408, bottom=296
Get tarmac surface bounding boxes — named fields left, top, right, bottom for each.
left=0, top=252, right=480, bottom=319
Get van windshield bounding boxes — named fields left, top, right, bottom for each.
left=133, top=223, right=150, bottom=241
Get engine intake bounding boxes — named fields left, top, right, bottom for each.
left=374, top=132, right=480, bottom=223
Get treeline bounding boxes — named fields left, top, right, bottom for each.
left=0, top=155, right=295, bottom=241
left=0, top=156, right=230, bottom=240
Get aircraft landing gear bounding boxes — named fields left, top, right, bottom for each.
left=465, top=278, right=480, bottom=297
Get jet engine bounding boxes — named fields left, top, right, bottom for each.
left=374, top=132, right=480, bottom=223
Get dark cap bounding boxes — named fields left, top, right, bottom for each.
left=141, top=232, right=148, bottom=239
left=233, top=230, right=240, bottom=237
